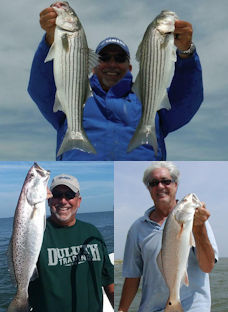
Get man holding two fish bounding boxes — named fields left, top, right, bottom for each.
left=28, top=2, right=203, bottom=160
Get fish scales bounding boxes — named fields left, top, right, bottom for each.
left=45, top=2, right=96, bottom=156
left=157, top=193, right=202, bottom=312
left=128, top=11, right=177, bottom=155
left=7, top=163, right=50, bottom=312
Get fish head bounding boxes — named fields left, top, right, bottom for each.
left=173, top=193, right=201, bottom=224
left=51, top=1, right=81, bottom=32
left=24, top=163, right=50, bottom=206
left=156, top=10, right=178, bottom=35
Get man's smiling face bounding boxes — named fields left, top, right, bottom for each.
left=148, top=168, right=178, bottom=214
left=94, top=44, right=132, bottom=91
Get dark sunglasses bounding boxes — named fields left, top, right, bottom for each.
left=147, top=179, right=174, bottom=188
left=52, top=190, right=77, bottom=200
left=99, top=53, right=129, bottom=63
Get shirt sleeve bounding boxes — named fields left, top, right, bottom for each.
left=27, top=35, right=66, bottom=130
left=159, top=51, right=204, bottom=137
left=122, top=222, right=143, bottom=278
left=205, top=221, right=219, bottom=262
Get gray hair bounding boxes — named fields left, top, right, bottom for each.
left=143, top=161, right=180, bottom=187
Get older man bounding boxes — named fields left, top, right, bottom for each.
left=28, top=174, right=114, bottom=312
left=118, top=162, right=218, bottom=312
left=27, top=4, right=203, bottom=160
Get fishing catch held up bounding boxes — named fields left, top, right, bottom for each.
left=157, top=193, right=201, bottom=312
left=7, top=163, right=50, bottom=312
left=128, top=10, right=178, bottom=155
left=45, top=1, right=98, bottom=157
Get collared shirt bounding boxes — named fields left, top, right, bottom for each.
left=122, top=207, right=219, bottom=312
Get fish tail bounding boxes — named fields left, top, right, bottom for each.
left=57, top=129, right=96, bottom=157
left=127, top=124, right=158, bottom=155
left=164, top=299, right=184, bottom=312
left=7, top=293, right=29, bottom=312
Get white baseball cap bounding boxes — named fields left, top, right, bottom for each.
left=50, top=174, right=80, bottom=193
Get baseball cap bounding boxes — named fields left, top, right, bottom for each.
left=96, top=37, right=130, bottom=57
left=50, top=174, right=80, bottom=193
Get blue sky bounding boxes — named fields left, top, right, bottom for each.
left=114, top=161, right=228, bottom=259
left=0, top=161, right=113, bottom=217
left=0, top=0, right=227, bottom=160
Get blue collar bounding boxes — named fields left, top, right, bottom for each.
left=90, top=71, right=133, bottom=98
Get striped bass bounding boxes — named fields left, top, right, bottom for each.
left=7, top=163, right=50, bottom=312
left=157, top=193, right=201, bottom=312
left=128, top=10, right=178, bottom=155
left=45, top=2, right=97, bottom=157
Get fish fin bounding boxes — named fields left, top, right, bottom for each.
left=44, top=43, right=56, bottom=63
left=30, top=266, right=39, bottom=282
left=165, top=299, right=184, bottom=312
left=156, top=250, right=165, bottom=277
left=172, top=46, right=177, bottom=62
left=7, top=238, right=17, bottom=287
left=30, top=206, right=38, bottom=219
left=183, top=271, right=189, bottom=287
left=177, top=223, right=184, bottom=239
left=190, top=231, right=195, bottom=247
left=88, top=49, right=99, bottom=73
left=135, top=41, right=143, bottom=62
left=61, top=33, right=69, bottom=52
left=127, top=124, right=158, bottom=155
left=7, top=293, right=29, bottom=312
left=57, top=128, right=96, bottom=156
left=44, top=215, right=46, bottom=230
left=158, top=91, right=171, bottom=111
left=53, top=93, right=64, bottom=113
left=132, top=74, right=142, bottom=102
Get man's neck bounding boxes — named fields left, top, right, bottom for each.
left=149, top=201, right=177, bottom=225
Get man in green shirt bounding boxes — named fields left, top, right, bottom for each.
left=29, top=174, right=114, bottom=312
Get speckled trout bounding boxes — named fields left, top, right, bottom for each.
left=7, top=163, right=50, bottom=312
left=45, top=2, right=97, bottom=157
left=128, top=10, right=178, bottom=155
left=157, top=193, right=201, bottom=312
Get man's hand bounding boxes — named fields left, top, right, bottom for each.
left=40, top=7, right=57, bottom=45
left=47, top=187, right=53, bottom=200
left=193, top=203, right=210, bottom=227
left=193, top=202, right=215, bottom=273
left=174, top=20, right=193, bottom=58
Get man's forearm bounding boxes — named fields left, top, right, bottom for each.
left=104, top=283, right=114, bottom=308
left=193, top=224, right=215, bottom=273
left=118, top=277, right=140, bottom=312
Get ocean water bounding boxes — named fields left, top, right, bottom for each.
left=114, top=259, right=228, bottom=312
left=0, top=211, right=113, bottom=312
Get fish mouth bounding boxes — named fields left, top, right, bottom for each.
left=51, top=1, right=68, bottom=9
left=34, top=162, right=50, bottom=178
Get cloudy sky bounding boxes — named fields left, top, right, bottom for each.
left=0, top=0, right=227, bottom=160
left=114, top=161, right=228, bottom=259
left=0, top=161, right=113, bottom=217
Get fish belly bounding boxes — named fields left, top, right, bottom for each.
left=161, top=215, right=193, bottom=311
left=8, top=201, right=45, bottom=312
left=53, top=29, right=96, bottom=156
left=128, top=29, right=174, bottom=155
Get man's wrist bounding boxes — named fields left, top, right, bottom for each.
left=177, top=42, right=196, bottom=57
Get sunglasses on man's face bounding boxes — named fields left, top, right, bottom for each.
left=52, top=190, right=77, bottom=200
left=99, top=53, right=129, bottom=63
left=147, top=179, right=174, bottom=188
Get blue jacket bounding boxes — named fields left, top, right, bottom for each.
left=28, top=36, right=203, bottom=160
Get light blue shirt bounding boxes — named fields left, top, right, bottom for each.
left=122, top=207, right=219, bottom=312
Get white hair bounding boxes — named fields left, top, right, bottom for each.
left=143, top=161, right=180, bottom=187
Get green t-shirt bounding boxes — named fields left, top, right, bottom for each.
left=28, top=218, right=113, bottom=312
